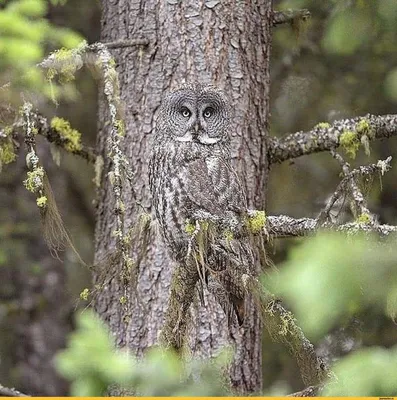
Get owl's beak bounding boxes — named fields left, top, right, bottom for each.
left=194, top=122, right=200, bottom=134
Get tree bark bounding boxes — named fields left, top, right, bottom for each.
left=94, top=0, right=272, bottom=393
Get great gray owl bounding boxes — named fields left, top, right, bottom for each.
left=149, top=83, right=255, bottom=326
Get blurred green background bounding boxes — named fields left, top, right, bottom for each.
left=0, top=0, right=396, bottom=396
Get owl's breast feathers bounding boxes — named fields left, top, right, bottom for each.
left=149, top=141, right=253, bottom=325
left=150, top=141, right=247, bottom=245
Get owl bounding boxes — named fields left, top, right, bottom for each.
left=149, top=83, right=255, bottom=325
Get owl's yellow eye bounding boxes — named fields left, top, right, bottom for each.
left=203, top=107, right=214, bottom=118
left=181, top=107, right=191, bottom=118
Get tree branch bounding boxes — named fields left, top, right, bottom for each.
left=288, top=385, right=322, bottom=397
left=267, top=215, right=397, bottom=238
left=268, top=114, right=397, bottom=164
left=2, top=112, right=96, bottom=164
left=0, top=384, right=29, bottom=397
left=273, top=9, right=311, bottom=26
left=317, top=156, right=392, bottom=223
left=258, top=290, right=332, bottom=386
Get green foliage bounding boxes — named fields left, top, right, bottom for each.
left=56, top=311, right=231, bottom=396
left=263, top=233, right=397, bottom=395
left=323, top=345, right=397, bottom=396
left=0, top=0, right=83, bottom=103
left=322, top=9, right=371, bottom=55
left=264, top=233, right=397, bottom=341
left=384, top=67, right=397, bottom=102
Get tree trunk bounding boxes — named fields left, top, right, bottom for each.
left=94, top=0, right=272, bottom=393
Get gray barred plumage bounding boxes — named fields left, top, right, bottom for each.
left=149, top=83, right=255, bottom=325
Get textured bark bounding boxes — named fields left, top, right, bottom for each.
left=94, top=0, right=272, bottom=393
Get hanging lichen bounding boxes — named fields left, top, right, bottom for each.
left=22, top=102, right=86, bottom=265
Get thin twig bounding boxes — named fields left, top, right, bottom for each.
left=288, top=385, right=322, bottom=397
left=0, top=384, right=29, bottom=397
left=317, top=157, right=392, bottom=223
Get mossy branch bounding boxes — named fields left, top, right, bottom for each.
left=272, top=9, right=311, bottom=26
left=258, top=288, right=332, bottom=386
left=1, top=111, right=96, bottom=163
left=268, top=114, right=397, bottom=164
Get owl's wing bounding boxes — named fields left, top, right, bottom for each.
left=183, top=156, right=247, bottom=218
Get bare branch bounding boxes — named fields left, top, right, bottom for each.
left=317, top=156, right=392, bottom=223
left=0, top=384, right=29, bottom=397
left=288, top=385, right=322, bottom=397
left=330, top=150, right=374, bottom=221
left=273, top=9, right=311, bottom=26
left=268, top=114, right=397, bottom=164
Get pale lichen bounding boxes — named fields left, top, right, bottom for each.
left=79, top=288, right=90, bottom=301
left=23, top=166, right=45, bottom=193
left=50, top=117, right=82, bottom=152
left=36, top=196, right=48, bottom=208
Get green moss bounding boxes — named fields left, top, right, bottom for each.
left=115, top=119, right=125, bottom=137
left=356, top=213, right=371, bottom=224
left=119, top=295, right=127, bottom=305
left=224, top=229, right=234, bottom=241
left=356, top=118, right=374, bottom=138
left=185, top=220, right=196, bottom=236
left=314, top=122, right=331, bottom=129
left=246, top=210, right=266, bottom=234
left=51, top=117, right=82, bottom=152
left=80, top=288, right=90, bottom=301
left=36, top=196, right=47, bottom=208
left=54, top=48, right=77, bottom=82
left=0, top=140, right=16, bottom=165
left=23, top=166, right=45, bottom=193
left=340, top=130, right=360, bottom=159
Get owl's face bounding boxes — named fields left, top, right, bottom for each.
left=157, top=84, right=231, bottom=145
